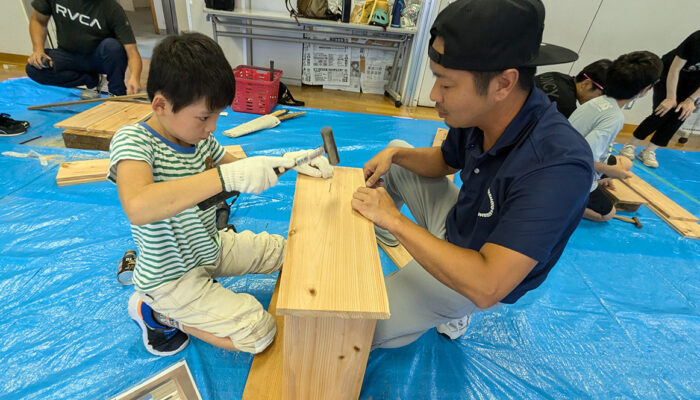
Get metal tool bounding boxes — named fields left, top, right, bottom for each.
left=613, top=215, right=642, bottom=229
left=198, top=126, right=340, bottom=210
left=117, top=249, right=137, bottom=285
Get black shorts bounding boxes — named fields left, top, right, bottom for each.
left=587, top=186, right=613, bottom=216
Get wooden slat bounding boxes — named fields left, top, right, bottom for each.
left=62, top=129, right=113, bottom=151
left=432, top=127, right=448, bottom=147
left=283, top=315, right=375, bottom=400
left=623, top=174, right=698, bottom=222
left=378, top=240, right=412, bottom=269
left=55, top=101, right=132, bottom=131
left=432, top=128, right=454, bottom=182
left=242, top=275, right=284, bottom=400
left=56, top=145, right=246, bottom=186
left=601, top=178, right=647, bottom=212
left=85, top=103, right=152, bottom=134
left=648, top=204, right=700, bottom=239
left=276, top=167, right=390, bottom=320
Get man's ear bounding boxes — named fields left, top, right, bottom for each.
left=492, top=69, right=519, bottom=101
left=151, top=93, right=170, bottom=116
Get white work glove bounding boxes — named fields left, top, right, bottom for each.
left=283, top=149, right=334, bottom=178
left=217, top=156, right=295, bottom=194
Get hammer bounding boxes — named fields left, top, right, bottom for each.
left=198, top=126, right=340, bottom=210
left=613, top=215, right=642, bottom=229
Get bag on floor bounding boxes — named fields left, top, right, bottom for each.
left=278, top=82, right=305, bottom=106
left=285, top=0, right=338, bottom=20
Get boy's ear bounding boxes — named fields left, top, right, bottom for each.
left=151, top=93, right=170, bottom=116
left=639, top=85, right=653, bottom=97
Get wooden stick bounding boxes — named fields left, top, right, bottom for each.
left=277, top=111, right=306, bottom=121
left=28, top=93, right=149, bottom=110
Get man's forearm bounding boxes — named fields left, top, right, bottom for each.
left=393, top=146, right=457, bottom=178
left=127, top=52, right=142, bottom=82
left=29, top=19, right=48, bottom=52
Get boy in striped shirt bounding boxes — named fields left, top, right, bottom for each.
left=108, top=32, right=332, bottom=356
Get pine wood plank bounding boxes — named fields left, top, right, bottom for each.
left=623, top=174, right=698, bottom=222
left=85, top=103, right=153, bottom=134
left=283, top=315, right=375, bottom=400
left=378, top=240, right=412, bottom=269
left=433, top=128, right=454, bottom=182
left=54, top=101, right=132, bottom=131
left=276, top=167, right=390, bottom=320
left=62, top=129, right=113, bottom=151
left=601, top=178, right=647, bottom=212
left=56, top=145, right=246, bottom=186
left=648, top=204, right=700, bottom=239
left=242, top=275, right=284, bottom=400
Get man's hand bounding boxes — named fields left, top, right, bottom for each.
left=363, top=148, right=396, bottom=187
left=351, top=186, right=402, bottom=230
left=654, top=98, right=677, bottom=117
left=675, top=98, right=696, bottom=121
left=126, top=77, right=141, bottom=95
left=28, top=51, right=51, bottom=69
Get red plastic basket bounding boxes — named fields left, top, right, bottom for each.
left=232, top=65, right=283, bottom=115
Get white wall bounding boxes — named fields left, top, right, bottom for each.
left=0, top=0, right=34, bottom=55
left=186, top=0, right=304, bottom=85
left=414, top=0, right=699, bottom=124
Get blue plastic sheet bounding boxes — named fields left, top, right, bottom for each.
left=0, top=78, right=698, bottom=399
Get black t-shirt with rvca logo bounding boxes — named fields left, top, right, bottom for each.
left=661, top=30, right=700, bottom=96
left=32, top=0, right=136, bottom=54
left=534, top=72, right=577, bottom=118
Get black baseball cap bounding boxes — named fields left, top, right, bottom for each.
left=429, top=0, right=578, bottom=71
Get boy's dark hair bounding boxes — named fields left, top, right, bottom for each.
left=574, top=59, right=612, bottom=87
left=472, top=67, right=536, bottom=96
left=147, top=32, right=235, bottom=113
left=604, top=51, right=663, bottom=100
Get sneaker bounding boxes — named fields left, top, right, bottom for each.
left=80, top=75, right=106, bottom=100
left=375, top=225, right=399, bottom=247
left=437, top=314, right=472, bottom=340
left=0, top=113, right=29, bottom=136
left=619, top=144, right=636, bottom=161
left=636, top=148, right=659, bottom=168
left=128, top=293, right=189, bottom=356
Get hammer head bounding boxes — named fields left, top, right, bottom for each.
left=632, top=216, right=642, bottom=229
left=321, top=126, right=340, bottom=165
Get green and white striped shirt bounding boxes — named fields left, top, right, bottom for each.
left=108, top=123, right=227, bottom=291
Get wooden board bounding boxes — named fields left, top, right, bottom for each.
left=85, top=103, right=152, bottom=134
left=623, top=174, right=698, bottom=222
left=283, top=315, right=375, bottom=400
left=56, top=145, right=246, bottom=186
left=55, top=101, right=133, bottom=131
left=62, top=129, right=113, bottom=151
left=276, top=167, right=390, bottom=320
left=648, top=204, right=700, bottom=239
left=601, top=178, right=647, bottom=212
left=242, top=275, right=284, bottom=400
left=433, top=128, right=454, bottom=182
left=378, top=240, right=412, bottom=269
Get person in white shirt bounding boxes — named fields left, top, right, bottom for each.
left=569, top=51, right=663, bottom=222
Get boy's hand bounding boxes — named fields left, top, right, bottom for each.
left=217, top=156, right=295, bottom=194
left=282, top=150, right=334, bottom=178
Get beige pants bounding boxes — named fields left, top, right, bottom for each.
left=136, top=229, right=285, bottom=354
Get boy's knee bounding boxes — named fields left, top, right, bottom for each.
left=601, top=206, right=616, bottom=222
left=388, top=139, right=411, bottom=149
left=233, top=311, right=277, bottom=354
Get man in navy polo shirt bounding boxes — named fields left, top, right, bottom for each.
left=351, top=0, right=594, bottom=349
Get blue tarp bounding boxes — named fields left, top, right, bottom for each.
left=0, top=78, right=698, bottom=399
